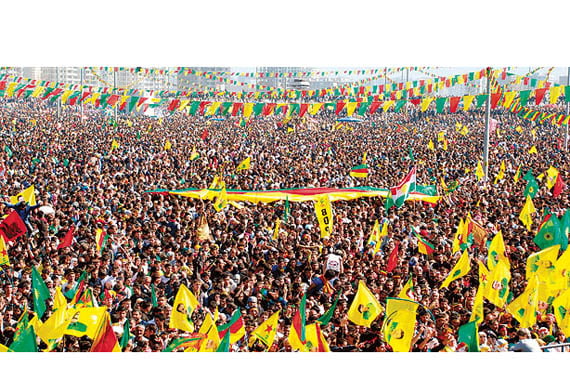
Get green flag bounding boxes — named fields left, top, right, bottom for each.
left=435, top=97, right=447, bottom=113
left=317, top=291, right=341, bottom=327
left=216, top=330, right=231, bottom=352
left=519, top=90, right=531, bottom=106
left=283, top=196, right=290, bottom=223
left=9, top=325, right=38, bottom=352
left=151, top=284, right=158, bottom=308
left=475, top=94, right=488, bottom=108
left=120, top=318, right=131, bottom=350
left=5, top=145, right=13, bottom=158
left=524, top=175, right=539, bottom=199
left=408, top=147, right=415, bottom=162
left=457, top=321, right=479, bottom=352
left=32, top=267, right=51, bottom=319
left=534, top=214, right=565, bottom=250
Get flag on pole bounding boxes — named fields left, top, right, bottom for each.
left=249, top=311, right=280, bottom=349
left=169, top=284, right=199, bottom=333
left=506, top=275, right=540, bottom=328
left=413, top=231, right=435, bottom=255
left=386, top=167, right=416, bottom=209
left=314, top=195, right=333, bottom=238
left=235, top=157, right=251, bottom=171
left=32, top=266, right=51, bottom=319
left=190, top=147, right=200, bottom=160
left=398, top=276, right=415, bottom=301
left=475, top=161, right=485, bottom=181
left=440, top=250, right=471, bottom=288
left=349, top=164, right=369, bottom=178
left=164, top=140, right=172, bottom=151
left=383, top=298, right=419, bottom=352
left=57, top=225, right=75, bottom=249
left=519, top=196, right=536, bottom=231
left=347, top=281, right=383, bottom=327
left=217, top=308, right=246, bottom=344
left=95, top=228, right=108, bottom=255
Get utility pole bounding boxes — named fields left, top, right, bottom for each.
left=483, top=67, right=491, bottom=179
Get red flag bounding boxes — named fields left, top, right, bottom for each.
left=0, top=211, right=27, bottom=243
left=200, top=129, right=209, bottom=141
left=535, top=88, right=547, bottom=105
left=57, top=225, right=75, bottom=249
left=386, top=241, right=400, bottom=273
left=449, top=97, right=460, bottom=113
left=335, top=102, right=346, bottom=115
left=553, top=174, right=565, bottom=198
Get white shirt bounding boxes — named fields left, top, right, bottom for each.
left=326, top=253, right=342, bottom=272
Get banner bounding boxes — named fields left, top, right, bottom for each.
left=314, top=195, right=333, bottom=239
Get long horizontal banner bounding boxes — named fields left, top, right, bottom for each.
left=145, top=186, right=440, bottom=204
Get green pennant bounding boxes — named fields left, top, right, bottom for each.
left=519, top=90, right=531, bottom=107
left=435, top=98, right=447, bottom=113
left=151, top=284, right=158, bottom=307
left=216, top=330, right=231, bottom=352
left=189, top=101, right=200, bottom=115
left=458, top=321, right=479, bottom=352
left=253, top=102, right=264, bottom=116
left=316, top=291, right=341, bottom=327
left=289, top=103, right=300, bottom=115
left=358, top=102, right=370, bottom=116
left=9, top=325, right=37, bottom=352
left=120, top=318, right=131, bottom=350
left=394, top=100, right=406, bottom=113
left=475, top=94, right=488, bottom=108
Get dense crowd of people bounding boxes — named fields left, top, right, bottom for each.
left=0, top=93, right=569, bottom=352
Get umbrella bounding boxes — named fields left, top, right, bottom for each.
left=337, top=117, right=363, bottom=122
left=209, top=117, right=226, bottom=121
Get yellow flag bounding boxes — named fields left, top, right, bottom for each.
left=470, top=261, right=488, bottom=324
left=190, top=147, right=200, bottom=160
left=346, top=102, right=357, bottom=116
left=37, top=306, right=71, bottom=343
left=442, top=138, right=448, bottom=151
left=309, top=103, right=322, bottom=115
left=531, top=129, right=537, bottom=138
left=53, top=286, right=68, bottom=312
left=272, top=219, right=281, bottom=241
left=519, top=195, right=536, bottom=231
left=110, top=139, right=119, bottom=151
left=437, top=131, right=446, bottom=142
left=169, top=284, right=199, bottom=333
left=362, top=152, right=367, bottom=164
left=440, top=250, right=471, bottom=288
left=553, top=247, right=570, bottom=292
left=314, top=195, right=333, bottom=238
left=367, top=220, right=380, bottom=246
left=164, top=140, right=172, bottom=151
left=506, top=275, right=540, bottom=328
left=514, top=164, right=522, bottom=183
left=483, top=259, right=511, bottom=308
left=288, top=323, right=330, bottom=352
left=213, top=182, right=228, bottom=212
left=526, top=245, right=559, bottom=280
left=475, top=161, right=485, bottom=181
left=553, top=288, right=570, bottom=336
left=0, top=236, right=10, bottom=266
left=347, top=281, right=383, bottom=327
left=546, top=166, right=559, bottom=190
left=249, top=311, right=280, bottom=348
left=460, top=125, right=469, bottom=136
left=487, top=230, right=507, bottom=270
left=0, top=344, right=10, bottom=352
left=235, top=157, right=251, bottom=171
left=528, top=145, right=537, bottom=154
left=208, top=175, right=220, bottom=190
left=287, top=127, right=295, bottom=133
left=63, top=306, right=108, bottom=338
left=398, top=277, right=415, bottom=301
left=494, top=160, right=506, bottom=184
left=198, top=313, right=220, bottom=352
left=550, top=86, right=562, bottom=104
left=515, top=125, right=523, bottom=133
left=10, top=184, right=36, bottom=206
left=452, top=219, right=464, bottom=253
left=427, top=140, right=435, bottom=151
left=383, top=298, right=418, bottom=352
left=196, top=215, right=213, bottom=242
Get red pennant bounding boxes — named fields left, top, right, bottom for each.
left=107, top=94, right=120, bottom=107
left=232, top=103, right=243, bottom=116
left=299, top=104, right=309, bottom=118
left=198, top=101, right=211, bottom=115
left=449, top=97, right=460, bottom=113
left=386, top=241, right=400, bottom=273
left=535, top=88, right=547, bottom=105
left=490, top=93, right=502, bottom=109
left=335, top=102, right=346, bottom=115
left=200, top=129, right=209, bottom=141
left=553, top=174, right=565, bottom=198
left=368, top=102, right=381, bottom=114
left=0, top=211, right=27, bottom=243
left=410, top=98, right=421, bottom=106
left=167, top=99, right=180, bottom=112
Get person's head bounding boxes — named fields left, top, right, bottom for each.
left=517, top=328, right=531, bottom=340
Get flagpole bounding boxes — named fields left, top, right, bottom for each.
left=483, top=67, right=491, bottom=179
left=566, top=66, right=569, bottom=151
left=114, top=68, right=118, bottom=121
left=80, top=67, right=84, bottom=119
left=56, top=67, right=61, bottom=120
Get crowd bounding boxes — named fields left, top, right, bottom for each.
left=0, top=92, right=569, bottom=352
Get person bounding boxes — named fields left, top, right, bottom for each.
left=509, top=328, right=542, bottom=352
left=2, top=196, right=42, bottom=234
